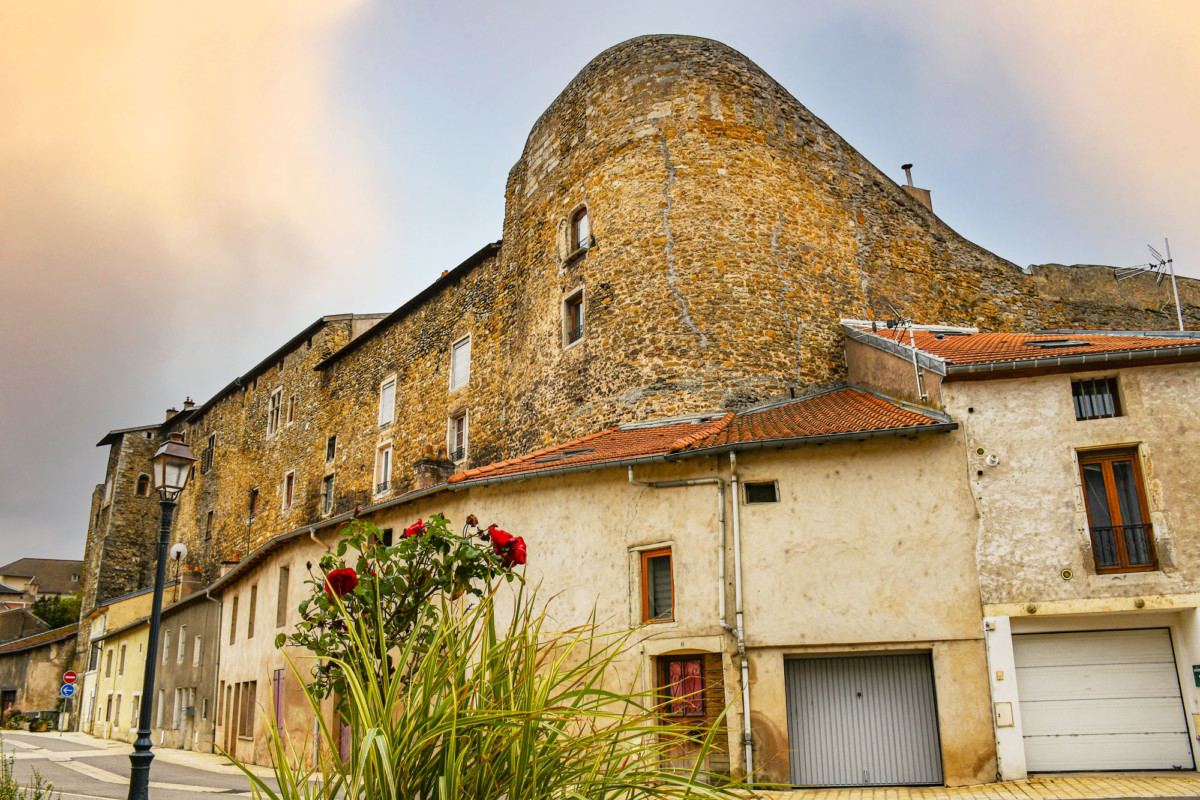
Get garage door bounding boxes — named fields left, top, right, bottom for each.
left=1014, top=629, right=1194, bottom=772
left=785, top=653, right=943, bottom=786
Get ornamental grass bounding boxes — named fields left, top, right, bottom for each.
left=232, top=581, right=747, bottom=800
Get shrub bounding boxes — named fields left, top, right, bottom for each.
left=0, top=734, right=58, bottom=800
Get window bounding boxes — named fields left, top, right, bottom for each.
left=378, top=377, right=396, bottom=427
left=238, top=681, right=256, bottom=738
left=571, top=207, right=590, bottom=251
left=113, top=694, right=121, bottom=727
left=193, top=635, right=203, bottom=667
left=744, top=481, right=779, bottom=504
left=201, top=698, right=208, bottom=721
left=162, top=631, right=171, bottom=664
left=105, top=648, right=113, bottom=677
left=135, top=474, right=151, bottom=497
left=283, top=472, right=295, bottom=511
left=88, top=642, right=101, bottom=672
left=268, top=388, right=283, bottom=436
left=1073, top=377, right=1121, bottom=420
left=326, top=435, right=336, bottom=462
left=205, top=510, right=214, bottom=540
left=564, top=290, right=584, bottom=346
left=156, top=689, right=164, bottom=727
left=117, top=644, right=126, bottom=676
left=1080, top=448, right=1156, bottom=572
left=321, top=474, right=334, bottom=515
left=381, top=529, right=394, bottom=547
left=641, top=548, right=673, bottom=622
left=658, top=656, right=704, bottom=717
left=449, top=412, right=467, bottom=463
left=131, top=693, right=140, bottom=729
left=450, top=336, right=472, bottom=390
left=177, top=624, right=187, bottom=662
left=375, top=445, right=392, bottom=495
left=272, top=669, right=286, bottom=730
left=248, top=489, right=259, bottom=520
left=229, top=597, right=238, bottom=645
left=287, top=395, right=297, bottom=426
left=276, top=567, right=290, bottom=628
left=105, top=694, right=112, bottom=722
left=201, top=433, right=215, bottom=473
left=247, top=585, right=258, bottom=639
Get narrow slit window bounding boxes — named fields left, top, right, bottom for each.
left=283, top=472, right=295, bottom=511
left=378, top=378, right=396, bottom=427
left=376, top=445, right=392, bottom=495
left=267, top=388, right=283, bottom=436
left=450, top=336, right=471, bottom=390
left=321, top=474, right=334, bottom=515
left=325, top=435, right=336, bottom=462
left=564, top=291, right=584, bottom=346
left=449, top=413, right=467, bottom=463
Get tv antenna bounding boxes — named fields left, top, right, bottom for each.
left=1115, top=238, right=1184, bottom=331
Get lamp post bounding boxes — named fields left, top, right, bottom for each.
left=129, top=432, right=195, bottom=800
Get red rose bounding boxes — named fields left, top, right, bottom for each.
left=504, top=537, right=527, bottom=568
left=404, top=519, right=426, bottom=538
left=324, top=568, right=358, bottom=599
left=488, top=524, right=513, bottom=549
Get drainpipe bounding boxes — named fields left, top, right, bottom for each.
left=626, top=467, right=733, bottom=634
left=728, top=452, right=754, bottom=782
left=204, top=587, right=222, bottom=754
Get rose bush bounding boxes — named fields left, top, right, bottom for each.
left=279, top=514, right=524, bottom=699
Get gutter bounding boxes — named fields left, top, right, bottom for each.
left=944, top=344, right=1200, bottom=378
left=842, top=326, right=949, bottom=376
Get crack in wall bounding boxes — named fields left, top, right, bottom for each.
left=660, top=131, right=708, bottom=347
left=770, top=209, right=802, bottom=380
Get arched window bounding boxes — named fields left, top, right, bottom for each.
left=571, top=207, right=590, bottom=251
left=135, top=474, right=151, bottom=497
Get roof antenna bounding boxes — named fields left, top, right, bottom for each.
left=886, top=301, right=929, bottom=403
left=1115, top=238, right=1185, bottom=331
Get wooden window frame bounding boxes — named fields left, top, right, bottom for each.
left=321, top=474, right=334, bottom=515
left=657, top=655, right=705, bottom=718
left=135, top=474, right=151, bottom=497
left=448, top=412, right=468, bottom=463
left=571, top=206, right=590, bottom=251
left=283, top=471, right=296, bottom=511
left=1072, top=376, right=1122, bottom=421
left=640, top=547, right=674, bottom=624
left=564, top=289, right=585, bottom=347
left=1078, top=447, right=1157, bottom=573
left=267, top=388, right=283, bottom=436
left=325, top=435, right=336, bottom=463
left=375, top=444, right=392, bottom=496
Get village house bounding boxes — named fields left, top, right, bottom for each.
left=0, top=558, right=83, bottom=607
left=151, top=579, right=221, bottom=752
left=845, top=322, right=1200, bottom=778
left=70, top=34, right=1200, bottom=786
left=0, top=623, right=78, bottom=720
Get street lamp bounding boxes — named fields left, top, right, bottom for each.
left=129, top=432, right=195, bottom=800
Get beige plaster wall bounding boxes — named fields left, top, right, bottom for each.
left=215, top=429, right=993, bottom=784
left=87, top=624, right=147, bottom=743
left=942, top=362, right=1200, bottom=606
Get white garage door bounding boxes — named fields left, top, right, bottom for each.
left=1014, top=629, right=1194, bottom=772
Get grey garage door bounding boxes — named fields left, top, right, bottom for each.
left=785, top=653, right=943, bottom=786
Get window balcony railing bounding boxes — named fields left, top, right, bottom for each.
left=566, top=324, right=583, bottom=345
left=376, top=480, right=389, bottom=495
left=450, top=446, right=466, bottom=463
left=1090, top=523, right=1156, bottom=572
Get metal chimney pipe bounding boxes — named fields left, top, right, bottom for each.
left=901, top=163, right=914, bottom=187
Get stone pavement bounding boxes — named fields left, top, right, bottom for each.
left=761, top=774, right=1200, bottom=800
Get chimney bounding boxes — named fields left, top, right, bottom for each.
left=165, top=407, right=178, bottom=420
left=414, top=449, right=456, bottom=490
left=900, top=163, right=933, bottom=212
left=178, top=569, right=203, bottom=598
left=183, top=397, right=195, bottom=411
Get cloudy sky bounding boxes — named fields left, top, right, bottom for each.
left=1, top=0, right=1197, bottom=564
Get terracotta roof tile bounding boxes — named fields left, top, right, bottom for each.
left=447, top=387, right=948, bottom=485
left=856, top=327, right=1195, bottom=367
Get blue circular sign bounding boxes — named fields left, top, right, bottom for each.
left=60, top=684, right=74, bottom=697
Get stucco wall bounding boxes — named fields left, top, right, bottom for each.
left=214, top=427, right=993, bottom=784
left=942, top=362, right=1200, bottom=607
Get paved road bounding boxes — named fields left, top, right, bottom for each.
left=1, top=731, right=281, bottom=800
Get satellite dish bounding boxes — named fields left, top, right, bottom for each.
left=169, top=543, right=188, bottom=563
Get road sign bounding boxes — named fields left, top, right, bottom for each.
left=60, top=684, right=74, bottom=698
left=63, top=671, right=77, bottom=684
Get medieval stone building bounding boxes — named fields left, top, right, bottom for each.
left=73, top=34, right=1199, bottom=784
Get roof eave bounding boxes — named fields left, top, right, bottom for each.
left=944, top=345, right=1200, bottom=380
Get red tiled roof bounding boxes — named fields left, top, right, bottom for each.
left=697, top=388, right=942, bottom=447
left=448, top=387, right=948, bottom=485
left=855, top=327, right=1196, bottom=367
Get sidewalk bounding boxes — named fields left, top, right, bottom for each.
left=762, top=773, right=1200, bottom=800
